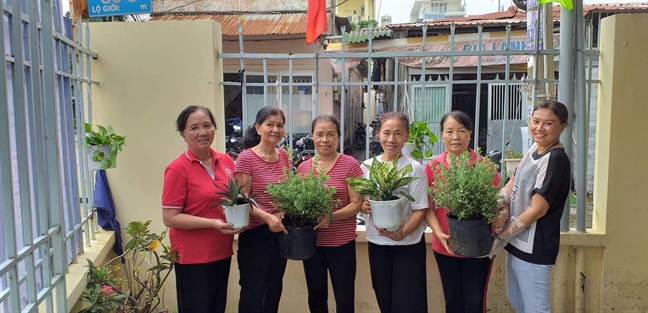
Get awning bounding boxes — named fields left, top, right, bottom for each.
left=149, top=12, right=310, bottom=36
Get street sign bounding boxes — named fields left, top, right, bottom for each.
left=88, top=0, right=152, bottom=17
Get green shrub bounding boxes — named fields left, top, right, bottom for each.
left=428, top=150, right=501, bottom=221
left=266, top=157, right=340, bottom=228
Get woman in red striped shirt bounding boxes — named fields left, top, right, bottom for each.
left=296, top=114, right=363, bottom=313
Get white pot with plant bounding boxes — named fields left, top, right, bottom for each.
left=215, top=178, right=257, bottom=230
left=346, top=157, right=419, bottom=231
left=84, top=123, right=126, bottom=171
left=503, top=149, right=524, bottom=178
left=403, top=121, right=438, bottom=163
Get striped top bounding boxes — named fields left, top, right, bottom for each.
left=234, top=148, right=291, bottom=229
left=297, top=154, right=363, bottom=247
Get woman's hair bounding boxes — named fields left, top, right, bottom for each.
left=243, top=106, right=286, bottom=149
left=311, top=114, right=341, bottom=136
left=376, top=111, right=410, bottom=133
left=533, top=100, right=569, bottom=125
left=440, top=110, right=473, bottom=132
left=176, top=105, right=216, bottom=132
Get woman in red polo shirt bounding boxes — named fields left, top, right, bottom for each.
left=424, top=110, right=507, bottom=313
left=161, top=105, right=242, bottom=313
left=296, top=114, right=363, bottom=313
left=234, top=107, right=291, bottom=313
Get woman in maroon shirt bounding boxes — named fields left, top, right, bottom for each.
left=234, top=107, right=291, bottom=313
left=296, top=114, right=363, bottom=313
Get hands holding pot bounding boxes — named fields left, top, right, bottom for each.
left=488, top=204, right=510, bottom=231
left=212, top=219, right=246, bottom=235
left=376, top=222, right=406, bottom=241
left=435, top=231, right=453, bottom=254
left=266, top=211, right=288, bottom=234
left=361, top=198, right=371, bottom=214
left=314, top=213, right=332, bottom=230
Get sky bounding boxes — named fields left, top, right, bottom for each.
left=375, top=0, right=641, bottom=23
left=62, top=0, right=640, bottom=22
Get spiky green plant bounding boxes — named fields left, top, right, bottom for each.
left=346, top=157, right=419, bottom=201
left=428, top=150, right=502, bottom=221
left=214, top=177, right=258, bottom=208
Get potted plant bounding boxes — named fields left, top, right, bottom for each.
left=503, top=149, right=524, bottom=177
left=215, top=178, right=257, bottom=229
left=80, top=221, right=177, bottom=313
left=84, top=123, right=126, bottom=171
left=266, top=157, right=340, bottom=260
left=402, top=121, right=437, bottom=162
left=346, top=157, right=419, bottom=231
left=428, top=150, right=502, bottom=257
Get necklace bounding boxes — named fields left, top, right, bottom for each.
left=538, top=141, right=561, bottom=154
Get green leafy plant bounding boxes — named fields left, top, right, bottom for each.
left=346, top=156, right=419, bottom=201
left=266, top=157, right=340, bottom=228
left=407, top=121, right=438, bottom=159
left=428, top=150, right=502, bottom=221
left=80, top=221, right=178, bottom=313
left=358, top=19, right=379, bottom=29
left=505, top=149, right=524, bottom=159
left=84, top=122, right=126, bottom=169
left=214, top=177, right=258, bottom=208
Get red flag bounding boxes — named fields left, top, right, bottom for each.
left=306, top=0, right=328, bottom=45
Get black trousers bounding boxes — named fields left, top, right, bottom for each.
left=433, top=251, right=494, bottom=313
left=237, top=224, right=288, bottom=313
left=368, top=238, right=428, bottom=313
left=174, top=257, right=231, bottom=313
left=302, top=240, right=356, bottom=313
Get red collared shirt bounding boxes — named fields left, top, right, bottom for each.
left=162, top=149, right=235, bottom=264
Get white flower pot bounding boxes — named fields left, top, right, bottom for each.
left=503, top=158, right=521, bottom=177
left=223, top=203, right=250, bottom=229
left=86, top=145, right=114, bottom=171
left=402, top=143, right=422, bottom=163
left=369, top=198, right=405, bottom=232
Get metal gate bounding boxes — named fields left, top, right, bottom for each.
left=411, top=82, right=449, bottom=157
left=1, top=0, right=99, bottom=311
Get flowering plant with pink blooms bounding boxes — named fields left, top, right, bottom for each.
left=80, top=221, right=178, bottom=313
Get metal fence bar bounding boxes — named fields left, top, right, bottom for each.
left=392, top=59, right=398, bottom=111
left=238, top=25, right=248, bottom=128
left=288, top=59, right=294, bottom=149
left=500, top=25, right=512, bottom=171
left=473, top=26, right=483, bottom=150
left=222, top=79, right=563, bottom=87
left=574, top=0, right=587, bottom=232
left=314, top=43, right=319, bottom=120
left=365, top=25, right=374, bottom=160
left=0, top=8, right=22, bottom=310
left=40, top=0, right=68, bottom=310
left=84, top=21, right=99, bottom=238
left=340, top=26, right=347, bottom=153
left=219, top=49, right=562, bottom=59
left=9, top=0, right=40, bottom=306
left=73, top=21, right=92, bottom=248
left=27, top=0, right=54, bottom=309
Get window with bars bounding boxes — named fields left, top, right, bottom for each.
left=244, top=73, right=314, bottom=134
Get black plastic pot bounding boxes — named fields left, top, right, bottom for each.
left=277, top=224, right=318, bottom=260
left=446, top=215, right=493, bottom=257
